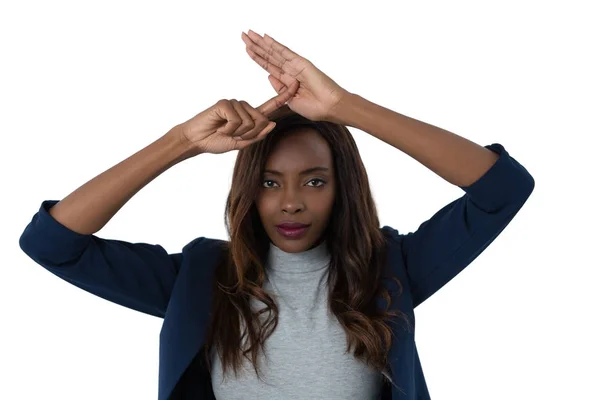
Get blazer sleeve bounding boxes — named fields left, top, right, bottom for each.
left=18, top=200, right=202, bottom=318
left=384, top=143, right=535, bottom=308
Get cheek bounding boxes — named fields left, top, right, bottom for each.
left=255, top=194, right=276, bottom=219
left=312, top=188, right=336, bottom=217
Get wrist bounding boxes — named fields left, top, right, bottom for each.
left=327, top=91, right=359, bottom=126
left=163, top=125, right=202, bottom=161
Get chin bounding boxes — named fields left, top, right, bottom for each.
left=272, top=237, right=313, bottom=253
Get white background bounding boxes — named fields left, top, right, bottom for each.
left=2, top=0, right=598, bottom=399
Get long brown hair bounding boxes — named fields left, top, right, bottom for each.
left=202, top=104, right=413, bottom=390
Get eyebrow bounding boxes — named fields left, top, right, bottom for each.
left=263, top=166, right=330, bottom=176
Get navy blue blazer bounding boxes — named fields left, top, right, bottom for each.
left=19, top=143, right=534, bottom=399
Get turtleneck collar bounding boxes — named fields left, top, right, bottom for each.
left=266, top=239, right=331, bottom=278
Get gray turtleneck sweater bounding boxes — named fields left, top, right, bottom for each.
left=210, top=240, right=390, bottom=399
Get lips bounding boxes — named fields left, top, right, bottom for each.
left=276, top=222, right=309, bottom=229
left=275, top=222, right=310, bottom=239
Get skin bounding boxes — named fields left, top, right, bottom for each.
left=255, top=127, right=336, bottom=253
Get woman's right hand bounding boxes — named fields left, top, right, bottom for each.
left=177, top=84, right=298, bottom=155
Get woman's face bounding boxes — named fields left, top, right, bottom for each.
left=255, top=127, right=336, bottom=253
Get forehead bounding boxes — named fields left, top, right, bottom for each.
left=264, top=128, right=332, bottom=171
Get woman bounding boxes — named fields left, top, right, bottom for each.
left=19, top=31, right=535, bottom=399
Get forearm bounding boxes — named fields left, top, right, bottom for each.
left=330, top=92, right=499, bottom=187
left=49, top=125, right=196, bottom=235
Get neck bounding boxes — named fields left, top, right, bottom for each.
left=266, top=240, right=331, bottom=279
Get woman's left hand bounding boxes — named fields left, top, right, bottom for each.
left=241, top=30, right=349, bottom=122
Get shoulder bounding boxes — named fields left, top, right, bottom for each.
left=380, top=225, right=404, bottom=245
left=178, top=236, right=230, bottom=277
left=379, top=225, right=407, bottom=267
left=182, top=235, right=230, bottom=255
left=379, top=225, right=410, bottom=275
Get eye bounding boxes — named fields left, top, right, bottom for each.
left=307, top=178, right=326, bottom=187
left=262, top=179, right=279, bottom=188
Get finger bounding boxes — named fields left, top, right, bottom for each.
left=229, top=100, right=256, bottom=138
left=242, top=32, right=286, bottom=70
left=264, top=33, right=302, bottom=62
left=268, top=75, right=287, bottom=94
left=245, top=45, right=286, bottom=83
left=235, top=101, right=269, bottom=140
left=214, top=100, right=243, bottom=136
left=234, top=122, right=276, bottom=150
left=256, top=80, right=299, bottom=117
left=243, top=31, right=298, bottom=89
left=249, top=30, right=301, bottom=62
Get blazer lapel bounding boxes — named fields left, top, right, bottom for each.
left=158, top=239, right=224, bottom=399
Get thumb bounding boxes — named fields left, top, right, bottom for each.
left=268, top=75, right=288, bottom=95
left=235, top=122, right=277, bottom=149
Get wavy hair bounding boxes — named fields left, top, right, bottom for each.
left=202, top=104, right=413, bottom=392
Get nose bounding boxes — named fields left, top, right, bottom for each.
left=281, top=187, right=305, bottom=214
